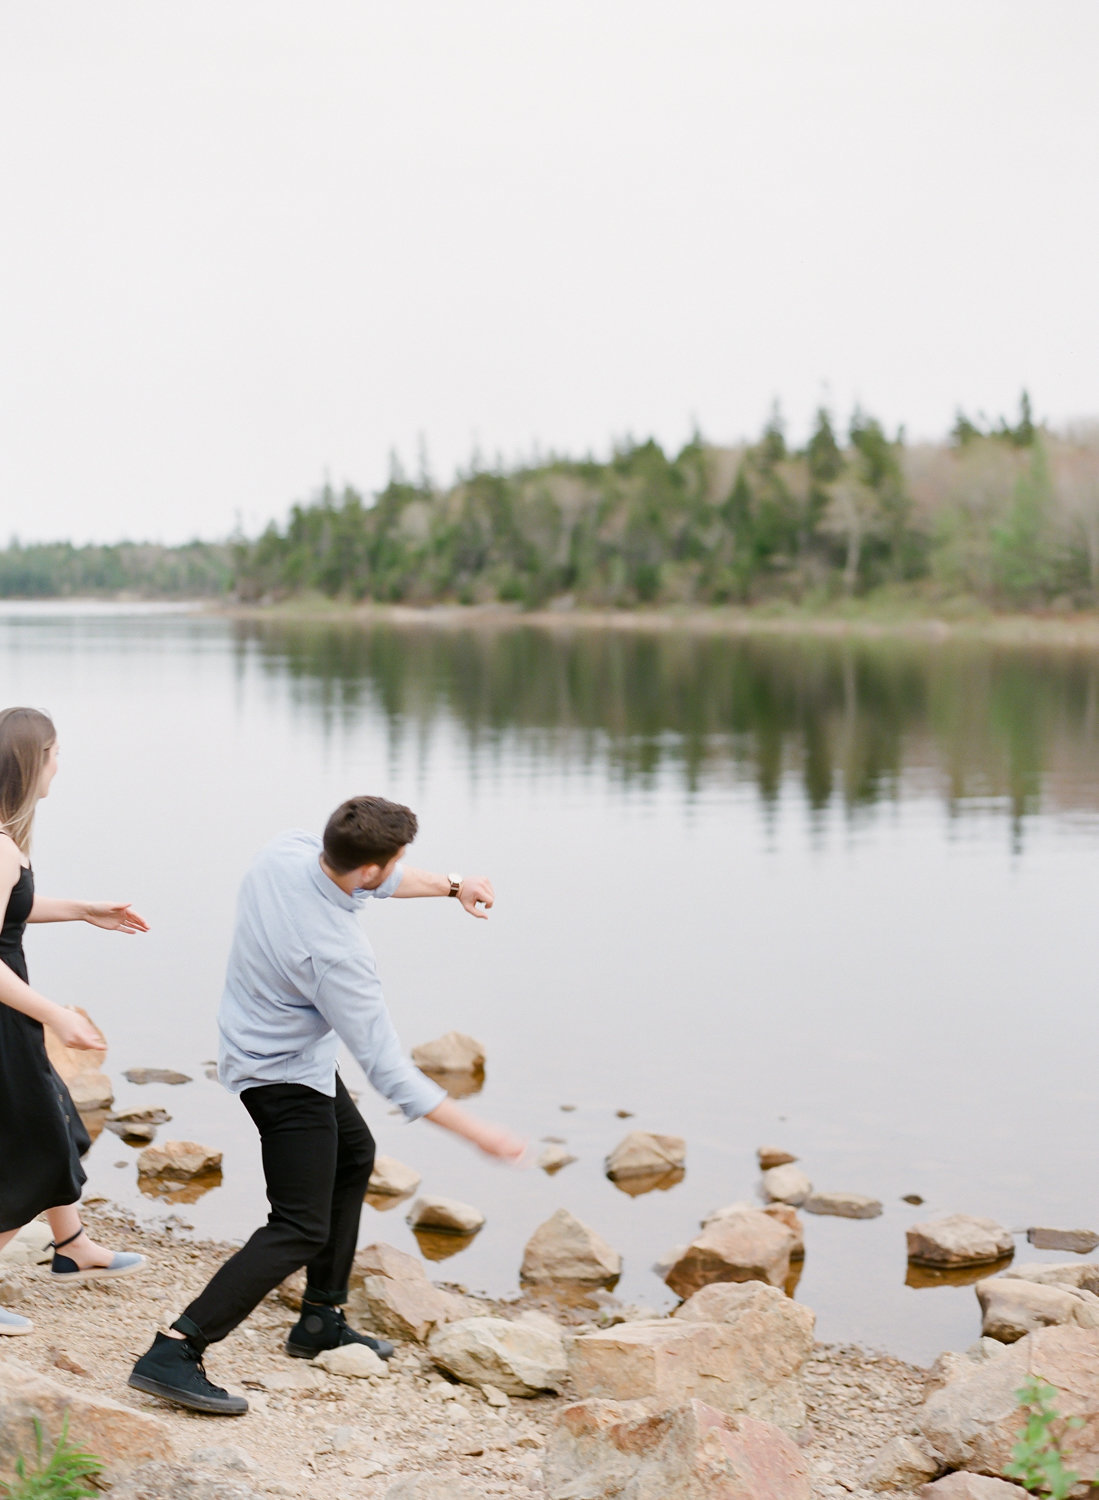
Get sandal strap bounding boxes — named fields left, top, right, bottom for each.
left=49, top=1226, right=84, bottom=1251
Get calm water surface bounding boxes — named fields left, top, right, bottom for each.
left=3, top=603, right=1098, bottom=1366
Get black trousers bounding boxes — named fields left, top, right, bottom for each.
left=180, top=1076, right=375, bottom=1346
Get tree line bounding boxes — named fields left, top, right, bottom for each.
left=4, top=395, right=1099, bottom=608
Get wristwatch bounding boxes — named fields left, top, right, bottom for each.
left=446, top=872, right=463, bottom=898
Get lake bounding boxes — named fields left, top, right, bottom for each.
left=3, top=602, right=1098, bottom=1366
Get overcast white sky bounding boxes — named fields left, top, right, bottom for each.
left=1, top=2, right=1097, bottom=544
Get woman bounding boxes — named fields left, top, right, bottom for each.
left=0, top=706, right=148, bottom=1336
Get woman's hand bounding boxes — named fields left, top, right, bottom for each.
left=50, top=1007, right=106, bottom=1051
left=83, top=902, right=149, bottom=934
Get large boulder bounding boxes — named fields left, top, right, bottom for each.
left=368, top=1155, right=421, bottom=1198
left=907, top=1215, right=1014, bottom=1268
left=428, top=1316, right=566, bottom=1396
left=1002, top=1262, right=1099, bottom=1294
left=137, top=1141, right=222, bottom=1179
left=411, top=1032, right=485, bottom=1073
left=521, top=1209, right=621, bottom=1286
left=406, top=1196, right=485, bottom=1235
left=663, top=1208, right=795, bottom=1297
left=918, top=1476, right=1028, bottom=1498
left=860, top=1435, right=941, bottom=1490
left=761, top=1164, right=812, bottom=1206
left=346, top=1242, right=467, bottom=1342
left=804, top=1191, right=882, bottom=1219
left=976, top=1276, right=1099, bottom=1342
left=605, top=1130, right=686, bottom=1181
left=571, top=1282, right=812, bottom=1432
left=0, top=1356, right=175, bottom=1482
left=544, top=1398, right=811, bottom=1500
left=917, top=1326, right=1099, bottom=1480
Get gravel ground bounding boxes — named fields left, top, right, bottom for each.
left=1, top=1207, right=929, bottom=1499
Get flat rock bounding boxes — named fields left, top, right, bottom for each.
left=0, top=1219, right=53, bottom=1267
left=428, top=1315, right=567, bottom=1396
left=574, top=1282, right=813, bottom=1431
left=604, top=1129, right=686, bottom=1181
left=137, top=1141, right=222, bottom=1179
left=918, top=1475, right=1028, bottom=1498
left=410, top=1032, right=485, bottom=1073
left=907, top=1215, right=1014, bottom=1268
left=521, top=1208, right=622, bottom=1286
left=385, top=1476, right=482, bottom=1500
left=537, top=1144, right=577, bottom=1173
left=314, top=1343, right=388, bottom=1378
left=186, top=1444, right=257, bottom=1472
left=1002, top=1261, right=1099, bottom=1294
left=406, top=1195, right=485, bottom=1235
left=105, top=1120, right=156, bottom=1142
left=123, top=1068, right=192, bottom=1086
left=758, top=1146, right=798, bottom=1169
left=109, top=1462, right=264, bottom=1500
left=67, top=1071, right=114, bottom=1111
left=663, top=1208, right=795, bottom=1298
left=861, top=1434, right=941, bottom=1490
left=976, top=1275, right=1099, bottom=1342
left=917, top=1325, right=1099, bottom=1478
left=804, top=1191, right=883, bottom=1219
left=247, top=1366, right=326, bottom=1392
left=545, top=1398, right=811, bottom=1500
left=367, top=1155, right=422, bottom=1197
left=1027, top=1226, right=1099, bottom=1254
left=703, top=1200, right=805, bottom=1258
left=110, top=1106, right=172, bottom=1125
left=761, top=1164, right=812, bottom=1206
left=0, top=1355, right=175, bottom=1480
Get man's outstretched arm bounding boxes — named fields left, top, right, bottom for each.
left=391, top=867, right=495, bottom=920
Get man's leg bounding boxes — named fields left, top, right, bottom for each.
left=130, top=1082, right=339, bottom=1413
left=285, top=1076, right=394, bottom=1359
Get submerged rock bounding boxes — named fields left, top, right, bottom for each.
left=124, top=1068, right=192, bottom=1086
left=537, top=1144, right=577, bottom=1173
left=1027, top=1226, right=1099, bottom=1254
left=604, top=1130, right=685, bottom=1181
left=906, top=1214, right=1014, bottom=1268
left=521, top=1209, right=621, bottom=1286
left=410, top=1032, right=485, bottom=1073
left=804, top=1191, right=882, bottom=1219
left=663, top=1208, right=795, bottom=1297
left=761, top=1165, right=812, bottom=1206
left=406, top=1196, right=485, bottom=1235
left=136, top=1141, right=222, bottom=1179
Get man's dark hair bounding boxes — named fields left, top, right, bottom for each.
left=322, top=796, right=418, bottom=874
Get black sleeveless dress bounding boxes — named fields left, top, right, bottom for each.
left=0, top=864, right=88, bottom=1231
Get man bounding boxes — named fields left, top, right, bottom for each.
left=130, top=795, right=524, bottom=1415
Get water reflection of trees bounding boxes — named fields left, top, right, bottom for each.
left=234, top=620, right=1099, bottom=822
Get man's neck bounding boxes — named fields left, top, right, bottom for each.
left=318, top=856, right=358, bottom=895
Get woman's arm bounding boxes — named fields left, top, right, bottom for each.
left=0, top=962, right=104, bottom=1048
left=29, top=897, right=149, bottom=932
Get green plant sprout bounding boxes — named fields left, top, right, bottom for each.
left=1004, top=1376, right=1087, bottom=1500
left=0, top=1415, right=104, bottom=1500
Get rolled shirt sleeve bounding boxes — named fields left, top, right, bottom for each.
left=313, top=955, right=446, bottom=1120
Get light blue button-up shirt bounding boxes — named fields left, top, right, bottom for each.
left=217, top=830, right=447, bottom=1120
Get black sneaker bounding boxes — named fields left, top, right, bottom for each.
left=285, top=1302, right=395, bottom=1362
left=129, top=1331, right=248, bottom=1416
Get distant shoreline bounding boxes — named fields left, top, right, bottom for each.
left=208, top=598, right=1099, bottom=648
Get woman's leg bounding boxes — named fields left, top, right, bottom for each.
left=0, top=1227, right=21, bottom=1254
left=44, top=1202, right=120, bottom=1268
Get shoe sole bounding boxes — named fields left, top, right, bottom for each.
left=128, top=1372, right=248, bottom=1416
left=0, top=1324, right=33, bottom=1336
left=51, top=1260, right=147, bottom=1283
left=285, top=1339, right=395, bottom=1361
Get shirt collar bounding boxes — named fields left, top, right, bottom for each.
left=307, top=854, right=363, bottom=912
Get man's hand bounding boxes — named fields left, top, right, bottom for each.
left=458, top=875, right=494, bottom=920
left=425, top=1097, right=526, bottom=1162
left=83, top=902, right=149, bottom=934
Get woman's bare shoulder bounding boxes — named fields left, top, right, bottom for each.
left=0, top=830, right=25, bottom=887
